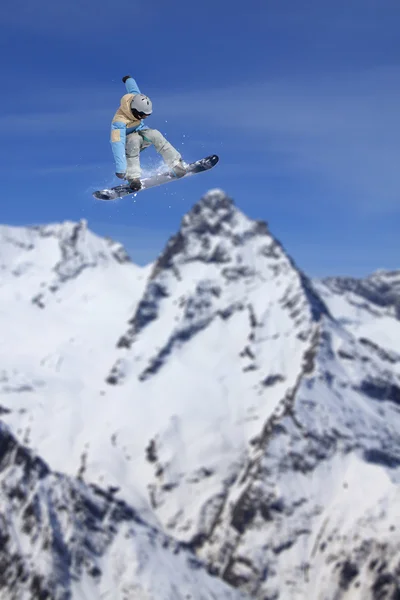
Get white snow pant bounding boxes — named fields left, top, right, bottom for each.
left=125, top=129, right=182, bottom=179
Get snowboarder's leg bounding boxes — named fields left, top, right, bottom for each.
left=125, top=133, right=142, bottom=179
left=139, top=129, right=185, bottom=175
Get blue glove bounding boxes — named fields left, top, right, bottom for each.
left=115, top=172, right=126, bottom=180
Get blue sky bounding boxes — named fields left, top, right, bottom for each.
left=1, top=0, right=399, bottom=276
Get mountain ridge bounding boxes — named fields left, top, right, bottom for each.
left=1, top=189, right=399, bottom=599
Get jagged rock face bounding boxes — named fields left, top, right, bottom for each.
left=196, top=316, right=400, bottom=599
left=0, top=421, right=245, bottom=600
left=1, top=191, right=400, bottom=600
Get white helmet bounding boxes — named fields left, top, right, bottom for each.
left=130, top=94, right=153, bottom=119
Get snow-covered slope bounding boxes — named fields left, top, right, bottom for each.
left=1, top=192, right=400, bottom=599
left=0, top=219, right=155, bottom=511
left=0, top=420, right=244, bottom=600
left=315, top=271, right=400, bottom=359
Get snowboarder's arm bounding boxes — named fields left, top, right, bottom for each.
left=110, top=121, right=127, bottom=174
left=122, top=75, right=141, bottom=95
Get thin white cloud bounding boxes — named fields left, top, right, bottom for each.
left=156, top=66, right=400, bottom=212
left=2, top=0, right=159, bottom=35
left=0, top=163, right=109, bottom=176
left=0, top=108, right=110, bottom=134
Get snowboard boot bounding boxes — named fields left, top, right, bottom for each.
left=171, top=160, right=187, bottom=179
left=128, top=178, right=142, bottom=192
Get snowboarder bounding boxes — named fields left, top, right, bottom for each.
left=111, top=75, right=186, bottom=192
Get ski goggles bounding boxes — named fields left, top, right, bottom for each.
left=132, top=108, right=151, bottom=120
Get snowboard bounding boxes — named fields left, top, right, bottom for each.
left=93, top=154, right=219, bottom=201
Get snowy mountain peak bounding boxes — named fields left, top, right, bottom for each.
left=31, top=218, right=132, bottom=267
left=0, top=219, right=134, bottom=310
left=0, top=219, right=131, bottom=273
left=181, top=188, right=245, bottom=234
left=151, top=189, right=269, bottom=278
left=110, top=189, right=328, bottom=393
